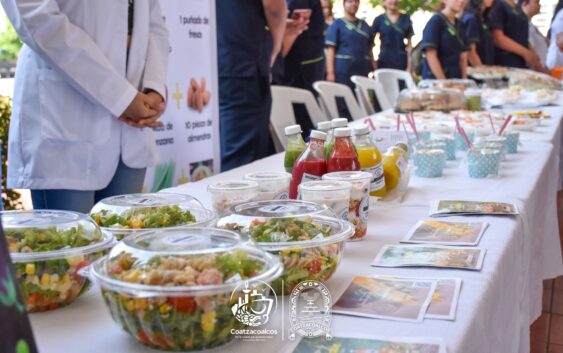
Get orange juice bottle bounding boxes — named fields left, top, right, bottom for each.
left=353, top=126, right=386, bottom=198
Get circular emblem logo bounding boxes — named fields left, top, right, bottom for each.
left=289, top=280, right=332, bottom=340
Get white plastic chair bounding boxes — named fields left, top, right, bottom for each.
left=351, top=75, right=392, bottom=114
left=312, top=81, right=365, bottom=121
left=270, top=85, right=328, bottom=152
left=373, top=69, right=416, bottom=108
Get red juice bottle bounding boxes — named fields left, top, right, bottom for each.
left=327, top=127, right=361, bottom=172
left=289, top=130, right=327, bottom=199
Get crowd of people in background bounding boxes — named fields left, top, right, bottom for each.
left=219, top=0, right=563, bottom=172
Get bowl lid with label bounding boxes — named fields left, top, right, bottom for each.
left=2, top=210, right=114, bottom=262
left=89, top=227, right=282, bottom=297
left=89, top=193, right=215, bottom=233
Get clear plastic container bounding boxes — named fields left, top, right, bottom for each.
left=418, top=79, right=477, bottom=92
left=87, top=227, right=282, bottom=351
left=90, top=193, right=216, bottom=240
left=299, top=180, right=352, bottom=220
left=215, top=200, right=353, bottom=294
left=323, top=172, right=371, bottom=241
left=207, top=181, right=259, bottom=216
left=396, top=88, right=466, bottom=112
left=3, top=210, right=114, bottom=312
left=244, top=172, right=292, bottom=201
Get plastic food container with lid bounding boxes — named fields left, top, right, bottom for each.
left=90, top=193, right=216, bottom=240
left=216, top=200, right=354, bottom=294
left=298, top=180, right=352, bottom=220
left=207, top=180, right=259, bottom=216
left=243, top=172, right=292, bottom=201
left=87, top=227, right=282, bottom=351
left=418, top=79, right=477, bottom=92
left=3, top=210, right=114, bottom=312
left=396, top=88, right=466, bottom=113
left=322, top=172, right=371, bottom=241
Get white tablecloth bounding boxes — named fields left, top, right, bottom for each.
left=29, top=104, right=563, bottom=353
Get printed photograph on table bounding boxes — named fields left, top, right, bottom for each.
left=402, top=220, right=488, bottom=246
left=376, top=276, right=462, bottom=320
left=372, top=245, right=486, bottom=270
left=429, top=200, right=519, bottom=217
left=292, top=335, right=445, bottom=353
left=332, top=276, right=437, bottom=322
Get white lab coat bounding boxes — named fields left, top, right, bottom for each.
left=547, top=9, right=563, bottom=69
left=1, top=0, right=169, bottom=190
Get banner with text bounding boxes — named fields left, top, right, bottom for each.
left=144, top=0, right=220, bottom=192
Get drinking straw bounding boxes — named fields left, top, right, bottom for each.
left=401, top=122, right=411, bottom=143
left=498, top=115, right=513, bottom=136
left=458, top=126, right=472, bottom=149
left=364, top=117, right=376, bottom=131
left=488, top=113, right=497, bottom=135
left=407, top=113, right=419, bottom=141
left=396, top=115, right=401, bottom=132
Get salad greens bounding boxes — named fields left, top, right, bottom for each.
left=91, top=205, right=196, bottom=229
left=249, top=218, right=331, bottom=242
left=6, top=226, right=102, bottom=253
left=103, top=250, right=264, bottom=351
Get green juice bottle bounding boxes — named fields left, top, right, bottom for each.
left=284, top=124, right=306, bottom=173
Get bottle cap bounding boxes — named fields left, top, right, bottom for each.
left=331, top=118, right=348, bottom=128
left=317, top=121, right=331, bottom=132
left=333, top=127, right=352, bottom=137
left=353, top=125, right=370, bottom=136
left=309, top=130, right=327, bottom=141
left=284, top=124, right=302, bottom=136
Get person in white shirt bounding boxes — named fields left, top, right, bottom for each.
left=520, top=0, right=549, bottom=67
left=1, top=0, right=169, bottom=213
left=547, top=0, right=563, bottom=68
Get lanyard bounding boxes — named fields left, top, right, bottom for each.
left=343, top=19, right=370, bottom=39
left=383, top=14, right=406, bottom=37
left=439, top=13, right=464, bottom=47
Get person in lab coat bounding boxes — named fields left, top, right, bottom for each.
left=1, top=0, right=169, bottom=213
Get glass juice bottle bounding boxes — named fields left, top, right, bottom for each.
left=353, top=125, right=386, bottom=198
left=327, top=127, right=361, bottom=172
left=284, top=124, right=306, bottom=173
left=289, top=130, right=328, bottom=199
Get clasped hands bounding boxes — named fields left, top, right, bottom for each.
left=120, top=91, right=166, bottom=128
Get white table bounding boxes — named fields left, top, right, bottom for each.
left=29, top=135, right=563, bottom=353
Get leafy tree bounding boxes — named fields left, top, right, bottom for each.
left=0, top=18, right=22, bottom=62
left=368, top=0, right=440, bottom=14
left=0, top=96, right=23, bottom=210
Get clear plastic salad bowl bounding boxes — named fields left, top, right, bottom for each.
left=3, top=210, right=114, bottom=312
left=90, top=193, right=216, bottom=240
left=215, top=200, right=353, bottom=295
left=87, top=227, right=282, bottom=351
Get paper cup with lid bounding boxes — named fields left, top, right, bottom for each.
left=467, top=148, right=501, bottom=178
left=433, top=135, right=456, bottom=160
left=414, top=149, right=446, bottom=178
left=455, top=130, right=475, bottom=151
left=323, top=171, right=371, bottom=241
left=473, top=140, right=506, bottom=161
left=298, top=180, right=352, bottom=220
left=87, top=227, right=282, bottom=351
left=502, top=131, right=520, bottom=154
left=244, top=172, right=292, bottom=201
left=415, top=141, right=447, bottom=168
left=215, top=200, right=353, bottom=294
left=90, top=193, right=216, bottom=240
left=207, top=180, right=259, bottom=216
left=3, top=210, right=114, bottom=312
